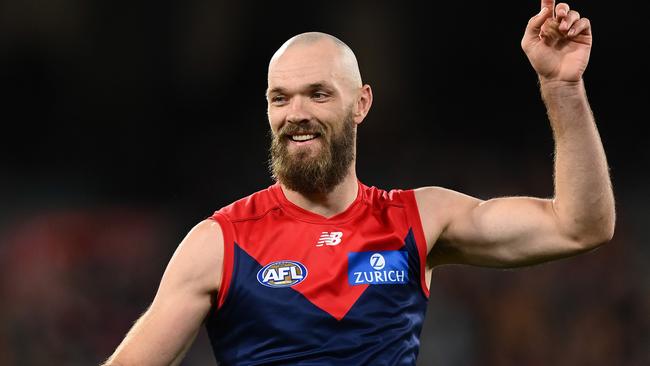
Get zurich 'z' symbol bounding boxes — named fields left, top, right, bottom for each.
left=370, top=253, right=385, bottom=270
left=257, top=260, right=308, bottom=288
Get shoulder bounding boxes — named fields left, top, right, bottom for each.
left=174, top=219, right=225, bottom=290
left=413, top=186, right=483, bottom=250
left=414, top=186, right=482, bottom=215
left=363, top=184, right=476, bottom=213
left=361, top=183, right=414, bottom=209
left=187, top=219, right=224, bottom=243
left=215, top=185, right=280, bottom=223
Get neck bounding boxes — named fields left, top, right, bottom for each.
left=280, top=166, right=359, bottom=218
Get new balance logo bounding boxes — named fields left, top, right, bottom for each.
left=316, top=232, right=343, bottom=247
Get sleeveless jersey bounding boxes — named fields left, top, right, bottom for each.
left=206, top=181, right=430, bottom=365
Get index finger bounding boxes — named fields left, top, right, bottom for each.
left=541, top=0, right=556, bottom=16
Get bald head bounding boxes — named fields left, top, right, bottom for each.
left=268, top=32, right=362, bottom=90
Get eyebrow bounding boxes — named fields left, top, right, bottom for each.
left=306, top=81, right=335, bottom=90
left=266, top=81, right=336, bottom=97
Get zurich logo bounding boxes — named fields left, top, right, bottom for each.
left=257, top=260, right=308, bottom=288
left=348, top=250, right=408, bottom=286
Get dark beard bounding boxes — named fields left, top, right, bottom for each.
left=268, top=112, right=355, bottom=195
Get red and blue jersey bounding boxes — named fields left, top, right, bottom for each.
left=206, top=181, right=430, bottom=365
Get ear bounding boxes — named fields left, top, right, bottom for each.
left=353, top=84, right=373, bottom=125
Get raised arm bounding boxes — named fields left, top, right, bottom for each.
left=102, top=219, right=223, bottom=366
left=417, top=1, right=615, bottom=268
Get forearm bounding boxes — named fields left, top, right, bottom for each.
left=102, top=293, right=208, bottom=366
left=541, top=78, right=615, bottom=245
left=102, top=308, right=199, bottom=366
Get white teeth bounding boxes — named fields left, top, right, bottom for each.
left=291, top=134, right=316, bottom=141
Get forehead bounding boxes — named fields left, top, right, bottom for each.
left=267, top=42, right=347, bottom=90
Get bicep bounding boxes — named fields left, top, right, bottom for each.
left=105, top=219, right=223, bottom=366
left=417, top=187, right=586, bottom=268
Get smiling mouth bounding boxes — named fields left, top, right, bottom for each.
left=288, top=133, right=321, bottom=142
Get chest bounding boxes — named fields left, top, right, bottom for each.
left=231, top=211, right=414, bottom=320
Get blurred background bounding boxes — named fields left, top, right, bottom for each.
left=1, top=0, right=648, bottom=365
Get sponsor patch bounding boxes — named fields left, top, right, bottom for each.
left=257, top=260, right=308, bottom=288
left=348, top=250, right=408, bottom=285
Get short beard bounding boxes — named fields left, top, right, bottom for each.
left=268, top=112, right=356, bottom=196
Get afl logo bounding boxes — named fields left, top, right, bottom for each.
left=257, top=260, right=308, bottom=288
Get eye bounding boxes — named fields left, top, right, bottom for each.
left=312, top=91, right=329, bottom=101
left=271, top=95, right=287, bottom=105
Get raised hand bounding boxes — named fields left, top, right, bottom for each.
left=521, top=0, right=592, bottom=82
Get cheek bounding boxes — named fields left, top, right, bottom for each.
left=267, top=110, right=283, bottom=132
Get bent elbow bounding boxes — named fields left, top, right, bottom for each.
left=597, top=212, right=617, bottom=246
left=580, top=235, right=612, bottom=252
left=562, top=206, right=616, bottom=251
left=575, top=220, right=616, bottom=251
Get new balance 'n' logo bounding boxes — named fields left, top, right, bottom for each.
left=316, top=232, right=343, bottom=247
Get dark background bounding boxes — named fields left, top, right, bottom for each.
left=1, top=1, right=648, bottom=365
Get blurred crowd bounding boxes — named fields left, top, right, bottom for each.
left=0, top=207, right=173, bottom=365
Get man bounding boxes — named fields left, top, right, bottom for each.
left=103, top=1, right=615, bottom=364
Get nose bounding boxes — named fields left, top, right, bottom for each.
left=286, top=96, right=311, bottom=125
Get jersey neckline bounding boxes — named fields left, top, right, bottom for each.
left=269, top=181, right=367, bottom=224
